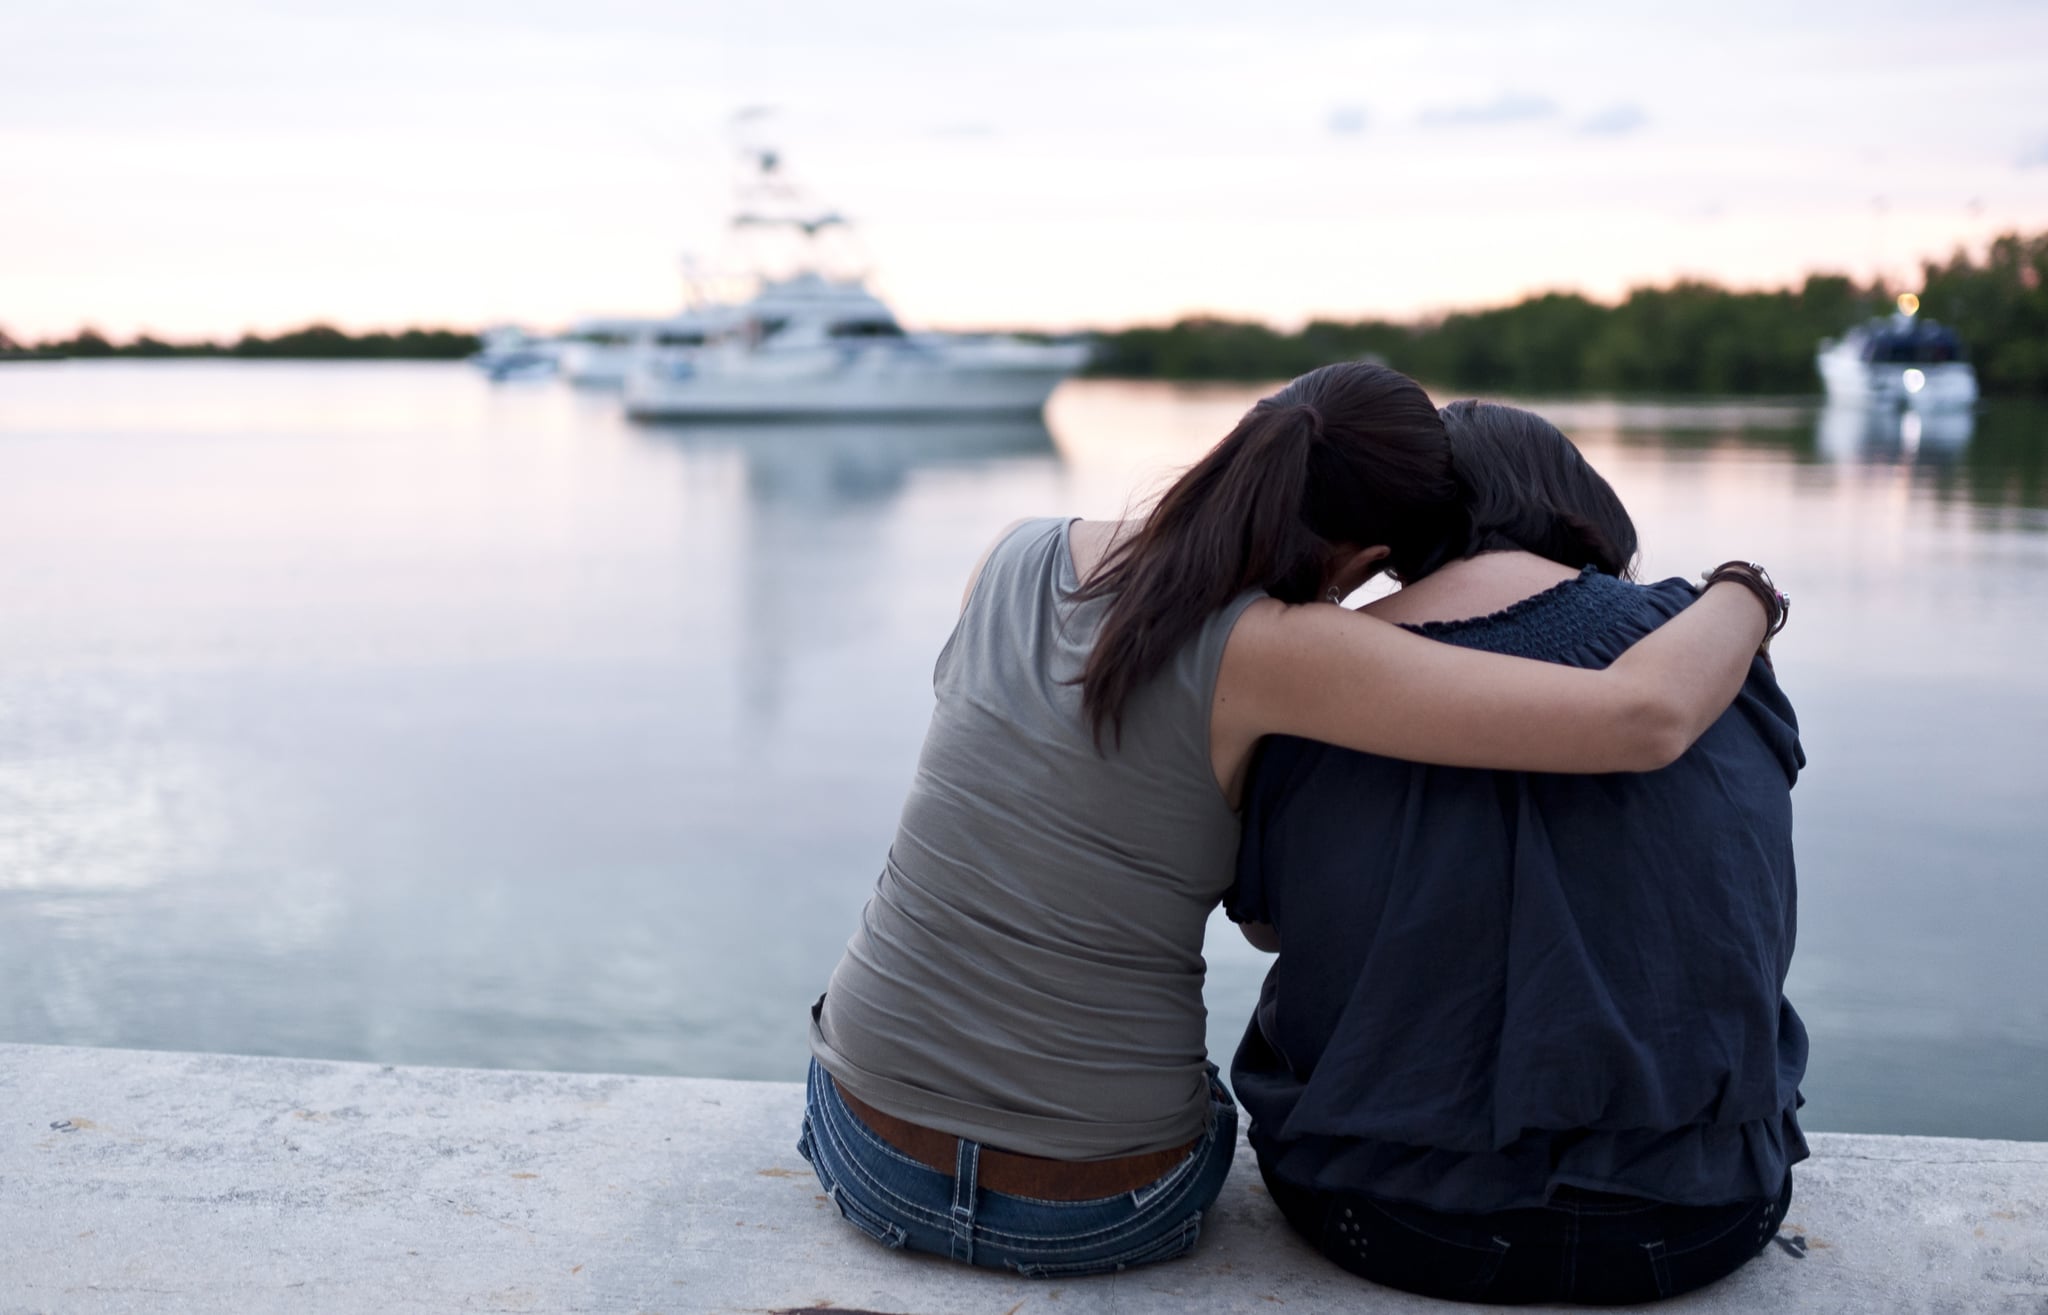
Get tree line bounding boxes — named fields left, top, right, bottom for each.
left=1087, top=230, right=2048, bottom=396
left=24, top=324, right=481, bottom=360
left=13, top=230, right=2045, bottom=394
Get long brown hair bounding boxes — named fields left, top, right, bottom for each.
left=1073, top=361, right=1463, bottom=743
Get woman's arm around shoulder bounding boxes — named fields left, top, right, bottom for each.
left=1211, top=581, right=1772, bottom=797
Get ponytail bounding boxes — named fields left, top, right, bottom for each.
left=1072, top=361, right=1458, bottom=745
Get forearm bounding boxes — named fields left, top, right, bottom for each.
left=1604, top=580, right=1771, bottom=767
left=1223, top=579, right=1775, bottom=775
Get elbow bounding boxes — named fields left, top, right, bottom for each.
left=1625, top=692, right=1696, bottom=772
left=1239, top=920, right=1281, bottom=954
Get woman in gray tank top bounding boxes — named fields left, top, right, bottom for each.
left=798, top=361, right=1788, bottom=1279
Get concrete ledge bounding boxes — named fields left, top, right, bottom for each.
left=2, top=1044, right=2044, bottom=1313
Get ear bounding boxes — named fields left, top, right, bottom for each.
left=1327, top=544, right=1393, bottom=599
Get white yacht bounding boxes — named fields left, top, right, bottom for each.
left=564, top=306, right=742, bottom=388
left=621, top=133, right=1087, bottom=420
left=1817, top=294, right=1978, bottom=410
left=623, top=273, right=1088, bottom=420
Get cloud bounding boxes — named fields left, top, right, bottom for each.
left=1327, top=105, right=1368, bottom=137
left=2019, top=140, right=2048, bottom=169
left=1418, top=92, right=1557, bottom=128
left=1580, top=103, right=1648, bottom=136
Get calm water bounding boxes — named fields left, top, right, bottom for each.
left=3, top=362, right=2045, bottom=1141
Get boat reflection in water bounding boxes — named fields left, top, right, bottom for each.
left=631, top=413, right=1059, bottom=506
left=629, top=413, right=1061, bottom=725
left=1816, top=402, right=1976, bottom=465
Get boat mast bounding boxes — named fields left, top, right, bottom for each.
left=723, top=111, right=870, bottom=289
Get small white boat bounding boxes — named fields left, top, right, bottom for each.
left=468, top=324, right=561, bottom=382
left=1817, top=294, right=1978, bottom=411
left=622, top=272, right=1088, bottom=420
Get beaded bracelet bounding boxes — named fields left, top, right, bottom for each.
left=1700, top=561, right=1790, bottom=647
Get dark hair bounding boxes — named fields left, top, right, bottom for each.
left=1074, top=361, right=1463, bottom=743
left=1413, top=399, right=1638, bottom=581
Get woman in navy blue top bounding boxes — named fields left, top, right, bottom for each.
left=1228, top=401, right=1806, bottom=1305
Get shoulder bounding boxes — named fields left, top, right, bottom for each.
left=1628, top=574, right=1704, bottom=622
left=959, top=518, right=1059, bottom=611
left=1551, top=573, right=1697, bottom=664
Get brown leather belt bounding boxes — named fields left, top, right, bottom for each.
left=833, top=1078, right=1197, bottom=1202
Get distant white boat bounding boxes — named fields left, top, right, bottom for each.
left=468, top=324, right=561, bottom=382
left=557, top=317, right=663, bottom=387
left=622, top=273, right=1087, bottom=420
left=1817, top=295, right=1978, bottom=411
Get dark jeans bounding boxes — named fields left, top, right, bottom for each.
left=1263, top=1161, right=1792, bottom=1306
left=798, top=1057, right=1237, bottom=1278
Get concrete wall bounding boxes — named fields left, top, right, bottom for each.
left=2, top=1043, right=2043, bottom=1313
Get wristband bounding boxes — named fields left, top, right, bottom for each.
left=1700, top=561, right=1790, bottom=647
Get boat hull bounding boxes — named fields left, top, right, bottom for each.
left=622, top=344, right=1088, bottom=420
left=559, top=342, right=638, bottom=387
left=1818, top=348, right=1978, bottom=410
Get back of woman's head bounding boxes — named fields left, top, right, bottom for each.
left=1422, top=399, right=1637, bottom=580
left=1076, top=360, right=1463, bottom=742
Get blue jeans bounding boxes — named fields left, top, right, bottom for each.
left=798, top=1057, right=1237, bottom=1278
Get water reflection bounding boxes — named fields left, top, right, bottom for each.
left=1946, top=403, right=2048, bottom=516
left=3, top=367, right=2045, bottom=1139
left=631, top=415, right=1060, bottom=506
left=626, top=415, right=1062, bottom=722
left=1812, top=402, right=2048, bottom=521
left=1501, top=392, right=2046, bottom=521
left=1816, top=404, right=1975, bottom=464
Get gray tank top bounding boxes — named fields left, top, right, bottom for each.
left=810, top=517, right=1265, bottom=1159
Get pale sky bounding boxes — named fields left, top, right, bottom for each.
left=6, top=0, right=2048, bottom=340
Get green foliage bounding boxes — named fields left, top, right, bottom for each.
left=1919, top=233, right=2048, bottom=396
left=1089, top=234, right=2048, bottom=396
left=53, top=328, right=120, bottom=357
left=228, top=324, right=481, bottom=358
left=1086, top=281, right=1890, bottom=393
left=22, top=232, right=2048, bottom=392
left=1084, top=317, right=1336, bottom=381
left=30, top=324, right=482, bottom=360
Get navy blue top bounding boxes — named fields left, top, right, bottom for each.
left=1227, top=569, right=1809, bottom=1212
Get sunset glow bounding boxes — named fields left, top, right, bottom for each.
left=6, top=0, right=2047, bottom=341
